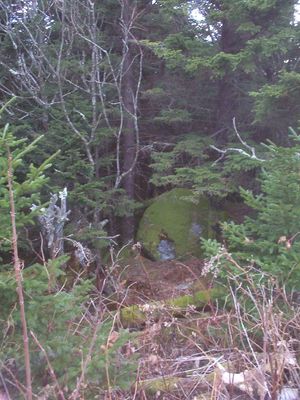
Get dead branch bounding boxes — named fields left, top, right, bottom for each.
left=211, top=117, right=266, bottom=163
left=32, top=188, right=70, bottom=259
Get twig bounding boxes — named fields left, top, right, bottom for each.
left=0, top=364, right=26, bottom=398
left=7, top=147, right=33, bottom=400
left=0, top=370, right=11, bottom=400
left=69, top=308, right=105, bottom=400
left=30, top=331, right=66, bottom=400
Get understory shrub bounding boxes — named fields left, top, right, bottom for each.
left=0, top=258, right=137, bottom=398
left=203, top=129, right=300, bottom=289
left=0, top=120, right=137, bottom=398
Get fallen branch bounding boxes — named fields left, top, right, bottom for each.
left=214, top=345, right=298, bottom=400
left=137, top=374, right=214, bottom=395
left=120, top=286, right=224, bottom=326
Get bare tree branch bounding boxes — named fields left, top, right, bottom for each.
left=211, top=117, right=266, bottom=163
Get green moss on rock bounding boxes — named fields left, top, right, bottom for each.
left=136, top=188, right=226, bottom=260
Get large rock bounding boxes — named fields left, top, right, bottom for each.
left=136, top=188, right=225, bottom=260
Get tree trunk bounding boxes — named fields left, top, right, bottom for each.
left=120, top=0, right=138, bottom=243
left=215, top=18, right=238, bottom=145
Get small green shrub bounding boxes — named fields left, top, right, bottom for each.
left=0, top=258, right=137, bottom=398
left=0, top=119, right=137, bottom=398
left=202, top=130, right=300, bottom=289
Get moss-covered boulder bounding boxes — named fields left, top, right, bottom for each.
left=136, top=188, right=225, bottom=260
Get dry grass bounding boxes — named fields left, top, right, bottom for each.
left=1, top=247, right=300, bottom=399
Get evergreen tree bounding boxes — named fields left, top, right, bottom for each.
left=0, top=0, right=299, bottom=254
left=190, top=0, right=298, bottom=143
left=0, top=0, right=144, bottom=247
left=147, top=0, right=300, bottom=200
left=0, top=107, right=136, bottom=398
left=203, top=129, right=300, bottom=289
left=0, top=109, right=58, bottom=263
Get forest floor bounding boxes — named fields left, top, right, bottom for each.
left=101, top=247, right=300, bottom=400
left=103, top=254, right=264, bottom=400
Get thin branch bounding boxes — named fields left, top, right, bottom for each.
left=0, top=370, right=11, bottom=400
left=211, top=117, right=266, bottom=163
left=7, top=148, right=33, bottom=400
left=69, top=310, right=105, bottom=400
left=30, top=331, right=66, bottom=400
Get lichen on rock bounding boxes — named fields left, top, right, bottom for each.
left=157, top=239, right=176, bottom=260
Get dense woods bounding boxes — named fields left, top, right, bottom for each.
left=1, top=1, right=300, bottom=399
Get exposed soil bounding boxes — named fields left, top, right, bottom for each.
left=120, top=256, right=207, bottom=305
